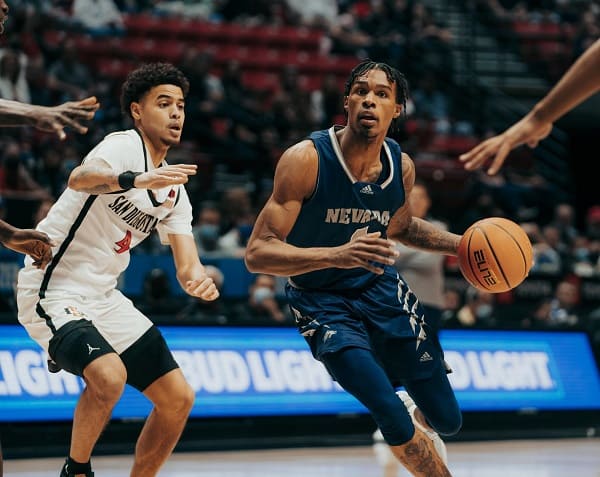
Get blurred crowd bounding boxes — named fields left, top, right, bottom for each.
left=0, top=1, right=598, bottom=354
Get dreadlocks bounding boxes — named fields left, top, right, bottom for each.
left=344, top=60, right=409, bottom=133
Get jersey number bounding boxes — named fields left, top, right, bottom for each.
left=114, top=230, right=132, bottom=254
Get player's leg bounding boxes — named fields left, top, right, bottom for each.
left=403, top=365, right=462, bottom=439
left=48, top=320, right=126, bottom=477
left=323, top=347, right=452, bottom=477
left=121, top=326, right=194, bottom=477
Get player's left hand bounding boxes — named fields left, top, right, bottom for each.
left=185, top=276, right=220, bottom=301
left=4, top=229, right=56, bottom=269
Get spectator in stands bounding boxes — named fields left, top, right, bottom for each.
left=179, top=49, right=224, bottom=149
left=521, top=222, right=562, bottom=276
left=0, top=140, right=53, bottom=221
left=410, top=73, right=450, bottom=135
left=550, top=202, right=578, bottom=248
left=271, top=64, right=313, bottom=142
left=218, top=186, right=255, bottom=257
left=47, top=38, right=93, bottom=102
left=243, top=273, right=291, bottom=324
left=328, top=12, right=372, bottom=58
left=136, top=268, right=184, bottom=323
left=585, top=205, right=600, bottom=241
left=152, top=0, right=218, bottom=20
left=541, top=224, right=571, bottom=273
left=176, top=264, right=228, bottom=324
left=192, top=201, right=224, bottom=257
left=25, top=56, right=54, bottom=107
left=571, top=235, right=596, bottom=278
left=71, top=0, right=125, bottom=36
left=440, top=288, right=463, bottom=328
left=525, top=280, right=582, bottom=329
left=0, top=46, right=31, bottom=103
left=310, top=73, right=344, bottom=129
left=452, top=287, right=497, bottom=328
left=284, top=0, right=338, bottom=28
left=32, top=142, right=71, bottom=199
left=456, top=187, right=504, bottom=234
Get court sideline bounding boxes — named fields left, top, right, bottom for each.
left=4, top=437, right=599, bottom=476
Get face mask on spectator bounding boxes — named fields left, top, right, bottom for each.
left=252, top=286, right=275, bottom=304
left=197, top=224, right=219, bottom=250
left=475, top=304, right=493, bottom=319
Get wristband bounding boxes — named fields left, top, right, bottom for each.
left=118, top=171, right=142, bottom=190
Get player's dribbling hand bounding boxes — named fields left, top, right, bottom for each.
left=135, top=164, right=197, bottom=189
left=185, top=277, right=220, bottom=301
left=333, top=231, right=399, bottom=274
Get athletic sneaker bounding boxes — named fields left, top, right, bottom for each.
left=396, top=390, right=448, bottom=464
left=59, top=460, right=94, bottom=477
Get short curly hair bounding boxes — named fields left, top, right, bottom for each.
left=120, top=62, right=190, bottom=119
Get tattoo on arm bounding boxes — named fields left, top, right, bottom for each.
left=70, top=162, right=118, bottom=194
left=404, top=220, right=458, bottom=254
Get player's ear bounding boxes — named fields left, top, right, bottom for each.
left=343, top=96, right=349, bottom=113
left=130, top=102, right=141, bottom=121
left=393, top=104, right=402, bottom=118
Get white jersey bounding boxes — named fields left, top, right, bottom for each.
left=17, top=129, right=193, bottom=298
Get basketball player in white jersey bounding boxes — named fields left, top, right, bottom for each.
left=16, top=62, right=219, bottom=477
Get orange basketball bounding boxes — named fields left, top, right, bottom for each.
left=457, top=217, right=533, bottom=293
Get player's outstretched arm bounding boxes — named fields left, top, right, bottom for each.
left=0, top=96, right=100, bottom=140
left=0, top=219, right=55, bottom=269
left=68, top=159, right=197, bottom=195
left=459, top=38, right=600, bottom=175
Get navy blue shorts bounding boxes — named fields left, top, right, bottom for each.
left=286, top=271, right=443, bottom=384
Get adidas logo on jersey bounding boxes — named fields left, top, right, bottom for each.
left=359, top=184, right=374, bottom=195
left=419, top=351, right=433, bottom=362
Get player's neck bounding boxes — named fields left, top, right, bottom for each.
left=337, top=126, right=385, bottom=170
left=138, top=129, right=169, bottom=167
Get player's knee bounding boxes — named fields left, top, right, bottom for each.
left=430, top=410, right=462, bottom=436
left=162, top=382, right=195, bottom=416
left=85, top=358, right=126, bottom=404
left=178, top=382, right=195, bottom=414
left=372, top=397, right=415, bottom=445
left=378, top=420, right=415, bottom=446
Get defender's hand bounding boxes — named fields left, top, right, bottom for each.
left=135, top=164, right=197, bottom=189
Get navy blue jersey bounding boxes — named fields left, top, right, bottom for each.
left=287, top=126, right=406, bottom=290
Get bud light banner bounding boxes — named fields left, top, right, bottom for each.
left=0, top=326, right=598, bottom=422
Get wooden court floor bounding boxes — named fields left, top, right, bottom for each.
left=4, top=437, right=600, bottom=476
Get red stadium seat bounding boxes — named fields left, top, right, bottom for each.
left=123, top=13, right=161, bottom=36
left=95, top=58, right=137, bottom=79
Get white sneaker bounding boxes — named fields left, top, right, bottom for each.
left=396, top=390, right=448, bottom=464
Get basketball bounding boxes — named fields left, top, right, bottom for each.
left=457, top=217, right=534, bottom=293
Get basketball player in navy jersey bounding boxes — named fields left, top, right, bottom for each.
left=16, top=63, right=218, bottom=477
left=245, top=60, right=462, bottom=476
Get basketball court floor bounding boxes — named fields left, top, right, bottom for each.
left=4, top=437, right=600, bottom=476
